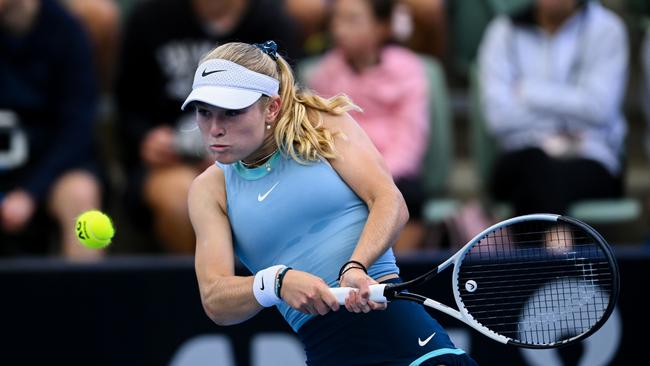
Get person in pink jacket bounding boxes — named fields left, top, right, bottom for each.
left=307, top=0, right=429, bottom=252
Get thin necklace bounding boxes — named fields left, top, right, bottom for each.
left=239, top=148, right=278, bottom=170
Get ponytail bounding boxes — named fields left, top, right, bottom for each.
left=273, top=57, right=360, bottom=163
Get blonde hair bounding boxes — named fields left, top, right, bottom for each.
left=201, top=42, right=360, bottom=162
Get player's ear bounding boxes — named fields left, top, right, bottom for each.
left=264, top=96, right=282, bottom=123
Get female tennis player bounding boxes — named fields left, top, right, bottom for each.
left=187, top=40, right=477, bottom=366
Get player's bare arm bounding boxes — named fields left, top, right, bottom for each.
left=190, top=165, right=263, bottom=325
left=324, top=112, right=409, bottom=311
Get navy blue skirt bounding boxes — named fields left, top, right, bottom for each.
left=297, top=279, right=479, bottom=366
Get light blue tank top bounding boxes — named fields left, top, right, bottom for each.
left=219, top=151, right=399, bottom=332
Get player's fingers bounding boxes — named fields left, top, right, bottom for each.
left=352, top=290, right=370, bottom=313
left=344, top=291, right=355, bottom=312
left=304, top=305, right=318, bottom=315
left=352, top=290, right=365, bottom=313
left=357, top=282, right=370, bottom=305
left=359, top=297, right=372, bottom=313
left=297, top=300, right=316, bottom=315
left=343, top=289, right=357, bottom=312
left=313, top=299, right=330, bottom=316
left=343, top=297, right=349, bottom=312
left=321, top=290, right=340, bottom=312
left=346, top=290, right=361, bottom=313
left=369, top=300, right=387, bottom=311
left=344, top=294, right=354, bottom=312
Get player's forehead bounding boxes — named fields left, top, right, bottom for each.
left=192, top=101, right=252, bottom=113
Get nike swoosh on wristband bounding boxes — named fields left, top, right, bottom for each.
left=202, top=69, right=226, bottom=77
left=418, top=332, right=436, bottom=347
left=258, top=182, right=279, bottom=202
left=260, top=276, right=265, bottom=290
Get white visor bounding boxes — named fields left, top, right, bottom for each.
left=181, top=59, right=280, bottom=110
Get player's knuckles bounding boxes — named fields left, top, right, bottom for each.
left=297, top=297, right=311, bottom=308
left=292, top=295, right=311, bottom=311
left=305, top=291, right=319, bottom=302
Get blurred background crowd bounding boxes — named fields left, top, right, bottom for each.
left=2, top=0, right=650, bottom=261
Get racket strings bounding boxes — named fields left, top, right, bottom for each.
left=455, top=221, right=614, bottom=346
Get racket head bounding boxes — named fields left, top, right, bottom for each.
left=451, top=214, right=619, bottom=348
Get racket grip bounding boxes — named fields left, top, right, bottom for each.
left=330, top=284, right=387, bottom=305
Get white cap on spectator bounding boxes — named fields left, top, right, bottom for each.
left=181, top=59, right=280, bottom=110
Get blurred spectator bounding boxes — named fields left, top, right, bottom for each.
left=478, top=0, right=628, bottom=216
left=284, top=0, right=329, bottom=55
left=400, top=0, right=446, bottom=59
left=0, top=0, right=104, bottom=259
left=115, top=0, right=301, bottom=254
left=285, top=0, right=446, bottom=60
left=306, top=0, right=429, bottom=252
left=62, top=0, right=120, bottom=92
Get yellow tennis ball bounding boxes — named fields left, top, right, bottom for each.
left=75, top=210, right=114, bottom=249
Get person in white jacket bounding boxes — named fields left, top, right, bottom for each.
left=478, top=0, right=628, bottom=215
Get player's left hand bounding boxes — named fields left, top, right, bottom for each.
left=339, top=268, right=387, bottom=313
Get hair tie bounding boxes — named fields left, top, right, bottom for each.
left=254, top=40, right=278, bottom=61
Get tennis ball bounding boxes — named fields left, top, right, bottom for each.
left=75, top=210, right=114, bottom=249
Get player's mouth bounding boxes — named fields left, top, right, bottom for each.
left=209, top=144, right=230, bottom=152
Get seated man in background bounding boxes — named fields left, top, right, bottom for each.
left=0, top=0, right=104, bottom=259
left=478, top=0, right=628, bottom=216
left=115, top=0, right=302, bottom=254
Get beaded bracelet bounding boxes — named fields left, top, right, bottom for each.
left=275, top=266, right=293, bottom=299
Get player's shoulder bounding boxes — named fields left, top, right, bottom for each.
left=322, top=112, right=360, bottom=135
left=320, top=112, right=374, bottom=151
left=190, top=164, right=225, bottom=198
left=189, top=164, right=229, bottom=213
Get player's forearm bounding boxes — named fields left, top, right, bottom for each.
left=351, top=189, right=408, bottom=267
left=199, top=275, right=263, bottom=326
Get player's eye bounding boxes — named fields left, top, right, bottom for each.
left=196, top=108, right=212, bottom=118
left=224, top=109, right=243, bottom=117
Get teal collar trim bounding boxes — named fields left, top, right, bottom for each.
left=233, top=150, right=281, bottom=180
left=409, top=348, right=465, bottom=366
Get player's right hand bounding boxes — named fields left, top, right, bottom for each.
left=280, top=270, right=340, bottom=315
left=339, top=267, right=387, bottom=313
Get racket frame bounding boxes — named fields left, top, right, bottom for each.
left=381, top=213, right=620, bottom=348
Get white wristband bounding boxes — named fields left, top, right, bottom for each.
left=253, top=265, right=286, bottom=307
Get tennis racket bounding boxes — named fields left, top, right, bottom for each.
left=330, top=214, right=619, bottom=349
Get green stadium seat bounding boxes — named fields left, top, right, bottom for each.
left=447, top=0, right=532, bottom=77
left=419, top=55, right=460, bottom=223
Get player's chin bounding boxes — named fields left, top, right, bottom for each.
left=213, top=153, right=238, bottom=165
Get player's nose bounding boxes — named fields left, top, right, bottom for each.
left=207, top=119, right=226, bottom=137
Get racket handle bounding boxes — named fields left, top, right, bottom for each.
left=330, top=284, right=387, bottom=305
